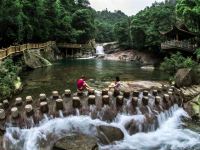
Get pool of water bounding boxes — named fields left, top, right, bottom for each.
left=18, top=59, right=169, bottom=98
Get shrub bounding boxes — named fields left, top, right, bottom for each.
left=0, top=59, right=21, bottom=100
left=160, top=52, right=197, bottom=74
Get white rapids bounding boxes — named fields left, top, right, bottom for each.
left=3, top=105, right=200, bottom=150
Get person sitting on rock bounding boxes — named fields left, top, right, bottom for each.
left=77, top=75, right=91, bottom=92
left=109, top=76, right=121, bottom=90
left=109, top=76, right=121, bottom=97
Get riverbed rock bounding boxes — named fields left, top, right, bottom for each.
left=180, top=85, right=200, bottom=102
left=24, top=49, right=52, bottom=69
left=53, top=134, right=97, bottom=150
left=110, top=81, right=163, bottom=92
left=103, top=50, right=159, bottom=65
left=175, top=68, right=193, bottom=88
left=96, top=125, right=124, bottom=145
left=184, top=94, right=200, bottom=121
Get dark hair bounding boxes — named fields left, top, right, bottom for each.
left=81, top=75, right=85, bottom=79
left=116, top=76, right=120, bottom=82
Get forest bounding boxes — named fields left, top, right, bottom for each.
left=1, top=0, right=200, bottom=53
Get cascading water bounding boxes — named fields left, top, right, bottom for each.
left=3, top=104, right=200, bottom=150
left=96, top=45, right=105, bottom=55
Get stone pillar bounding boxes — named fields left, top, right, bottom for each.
left=3, top=100, right=9, bottom=109
left=88, top=88, right=95, bottom=96
left=25, top=105, right=34, bottom=117
left=123, top=91, right=130, bottom=99
left=102, top=89, right=108, bottom=96
left=26, top=96, right=33, bottom=104
left=162, top=85, right=168, bottom=92
left=168, top=91, right=174, bottom=105
left=11, top=107, right=19, bottom=119
left=163, top=94, right=170, bottom=110
left=40, top=102, right=49, bottom=114
left=39, top=93, right=47, bottom=102
left=131, top=97, right=138, bottom=107
left=56, top=99, right=64, bottom=111
left=116, top=95, right=124, bottom=107
left=52, top=91, right=59, bottom=100
left=113, top=90, right=120, bottom=97
left=77, top=90, right=83, bottom=97
left=152, top=90, right=158, bottom=97
left=143, top=91, right=149, bottom=97
left=88, top=95, right=96, bottom=106
left=132, top=91, right=139, bottom=97
left=142, top=96, right=149, bottom=106
left=0, top=109, right=6, bottom=120
left=64, top=89, right=71, bottom=97
left=15, top=97, right=23, bottom=106
left=102, top=95, right=110, bottom=106
left=72, top=97, right=81, bottom=108
left=157, top=87, right=162, bottom=95
left=155, top=96, right=161, bottom=105
left=163, top=94, right=169, bottom=102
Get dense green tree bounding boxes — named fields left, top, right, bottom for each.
left=176, top=0, right=200, bottom=31
left=72, top=9, right=95, bottom=43
left=114, top=19, right=132, bottom=49
left=130, top=1, right=176, bottom=51
left=95, top=10, right=127, bottom=43
left=0, top=0, right=23, bottom=47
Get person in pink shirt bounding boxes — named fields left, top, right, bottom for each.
left=77, top=75, right=91, bottom=91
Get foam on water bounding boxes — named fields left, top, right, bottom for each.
left=3, top=106, right=200, bottom=150
left=101, top=108, right=200, bottom=150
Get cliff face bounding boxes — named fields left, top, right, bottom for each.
left=23, top=45, right=59, bottom=69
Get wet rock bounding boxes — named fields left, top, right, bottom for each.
left=24, top=49, right=52, bottom=69
left=185, top=94, right=200, bottom=121
left=96, top=125, right=124, bottom=145
left=175, top=68, right=193, bottom=88
left=53, top=134, right=97, bottom=150
left=180, top=85, right=200, bottom=102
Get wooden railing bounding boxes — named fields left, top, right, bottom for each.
left=0, top=41, right=55, bottom=60
left=57, top=43, right=92, bottom=49
left=161, top=40, right=196, bottom=52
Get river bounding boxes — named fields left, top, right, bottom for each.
left=4, top=59, right=200, bottom=150
left=18, top=59, right=169, bottom=98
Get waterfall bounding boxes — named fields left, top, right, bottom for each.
left=96, top=45, right=105, bottom=55
left=3, top=105, right=200, bottom=150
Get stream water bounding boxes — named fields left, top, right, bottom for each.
left=3, top=105, right=200, bottom=150
left=4, top=59, right=200, bottom=149
left=18, top=59, right=169, bottom=98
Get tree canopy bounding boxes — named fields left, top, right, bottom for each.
left=0, top=0, right=95, bottom=47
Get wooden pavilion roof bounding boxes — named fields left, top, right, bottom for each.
left=160, top=24, right=196, bottom=40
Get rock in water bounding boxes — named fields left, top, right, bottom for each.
left=96, top=125, right=124, bottom=145
left=175, top=68, right=193, bottom=88
left=53, top=134, right=97, bottom=150
left=24, top=49, right=52, bottom=69
left=185, top=94, right=200, bottom=121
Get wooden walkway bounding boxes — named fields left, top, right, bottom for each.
left=0, top=41, right=56, bottom=60
left=0, top=42, right=92, bottom=60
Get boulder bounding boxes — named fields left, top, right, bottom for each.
left=175, top=68, right=193, bottom=88
left=184, top=94, right=200, bottom=121
left=180, top=85, right=200, bottom=102
left=96, top=125, right=124, bottom=145
left=53, top=134, right=97, bottom=150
